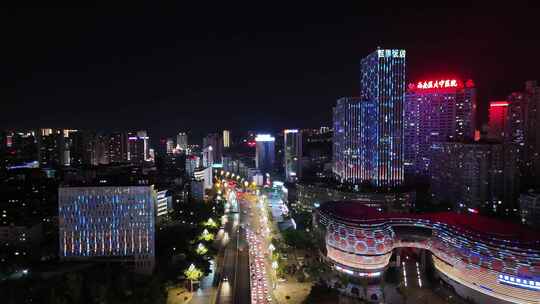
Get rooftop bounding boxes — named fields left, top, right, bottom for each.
left=319, top=201, right=540, bottom=246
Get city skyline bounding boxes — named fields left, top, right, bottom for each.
left=4, top=3, right=540, bottom=139
left=2, top=4, right=540, bottom=304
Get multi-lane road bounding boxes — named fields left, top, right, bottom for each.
left=215, top=191, right=252, bottom=304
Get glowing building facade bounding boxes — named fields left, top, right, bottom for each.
left=59, top=186, right=155, bottom=274
left=223, top=130, right=230, bottom=148
left=404, top=78, right=477, bottom=176
left=333, top=97, right=362, bottom=184
left=177, top=132, right=188, bottom=151
left=488, top=101, right=509, bottom=142
left=315, top=201, right=540, bottom=304
left=284, top=129, right=302, bottom=182
left=360, top=49, right=406, bottom=188
left=333, top=48, right=406, bottom=188
left=255, top=134, right=275, bottom=175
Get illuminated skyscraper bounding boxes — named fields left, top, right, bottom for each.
left=488, top=100, right=509, bottom=141
left=360, top=48, right=406, bottom=188
left=59, top=186, right=156, bottom=273
left=223, top=130, right=230, bottom=148
left=506, top=81, right=540, bottom=188
left=255, top=134, right=275, bottom=175
left=166, top=138, right=174, bottom=154
left=108, top=132, right=127, bottom=163
left=127, top=131, right=150, bottom=163
left=430, top=141, right=505, bottom=211
left=332, top=97, right=362, bottom=184
left=177, top=132, right=188, bottom=151
left=284, top=129, right=302, bottom=182
left=404, top=78, right=477, bottom=176
left=203, top=133, right=223, bottom=163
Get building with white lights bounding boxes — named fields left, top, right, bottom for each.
left=177, top=132, right=188, bottom=151
left=255, top=134, right=275, bottom=175
left=223, top=130, right=230, bottom=148
left=333, top=48, right=406, bottom=188
left=59, top=186, right=156, bottom=274
left=284, top=129, right=302, bottom=182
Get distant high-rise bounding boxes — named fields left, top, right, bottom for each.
left=255, top=134, right=275, bottom=175
left=332, top=97, right=362, bottom=184
left=404, top=78, right=477, bottom=176
left=430, top=141, right=507, bottom=212
left=108, top=132, right=127, bottom=163
left=487, top=101, right=509, bottom=141
left=506, top=81, right=540, bottom=188
left=360, top=48, right=406, bottom=188
left=203, top=133, right=223, bottom=163
left=166, top=138, right=174, bottom=154
left=177, top=132, right=188, bottom=151
left=284, top=129, right=302, bottom=182
left=37, top=128, right=68, bottom=168
left=59, top=186, right=155, bottom=274
left=127, top=131, right=149, bottom=163
left=223, top=130, right=230, bottom=148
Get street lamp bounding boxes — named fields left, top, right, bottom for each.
left=184, top=263, right=203, bottom=291
left=196, top=243, right=208, bottom=255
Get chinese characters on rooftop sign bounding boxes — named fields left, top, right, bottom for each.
left=408, top=79, right=474, bottom=92
left=418, top=79, right=458, bottom=89
left=377, top=49, right=406, bottom=58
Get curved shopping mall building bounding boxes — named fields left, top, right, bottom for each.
left=315, top=201, right=540, bottom=304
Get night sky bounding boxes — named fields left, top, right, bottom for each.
left=3, top=2, right=540, bottom=141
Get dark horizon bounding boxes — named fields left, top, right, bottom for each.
left=3, top=2, right=540, bottom=140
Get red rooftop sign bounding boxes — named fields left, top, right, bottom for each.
left=408, top=79, right=474, bottom=92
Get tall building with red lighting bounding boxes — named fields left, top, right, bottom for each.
left=488, top=101, right=509, bottom=141
left=404, top=78, right=476, bottom=176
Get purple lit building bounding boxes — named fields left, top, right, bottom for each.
left=404, top=78, right=477, bottom=177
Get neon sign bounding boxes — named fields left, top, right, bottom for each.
left=416, top=79, right=459, bottom=89
left=409, top=79, right=475, bottom=92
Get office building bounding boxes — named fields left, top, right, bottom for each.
left=58, top=186, right=156, bottom=274
left=190, top=180, right=205, bottom=201
left=37, top=128, right=68, bottom=168
left=487, top=101, right=509, bottom=141
left=185, top=155, right=200, bottom=177
left=284, top=129, right=302, bottom=182
left=107, top=132, right=127, bottom=163
left=155, top=189, right=173, bottom=222
left=404, top=78, right=477, bottom=176
left=332, top=49, right=406, bottom=187
left=127, top=131, right=149, bottom=163
left=166, top=138, right=174, bottom=155
left=506, top=81, right=540, bottom=188
left=359, top=48, right=406, bottom=188
left=194, top=166, right=213, bottom=190
left=223, top=130, right=230, bottom=148
left=177, top=132, right=188, bottom=151
left=255, top=134, right=275, bottom=175
left=332, top=97, right=362, bottom=184
left=203, top=133, right=223, bottom=164
left=430, top=141, right=506, bottom=212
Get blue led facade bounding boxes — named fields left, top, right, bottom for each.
left=360, top=49, right=406, bottom=188
left=59, top=186, right=155, bottom=273
left=332, top=49, right=406, bottom=188
left=333, top=97, right=362, bottom=183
